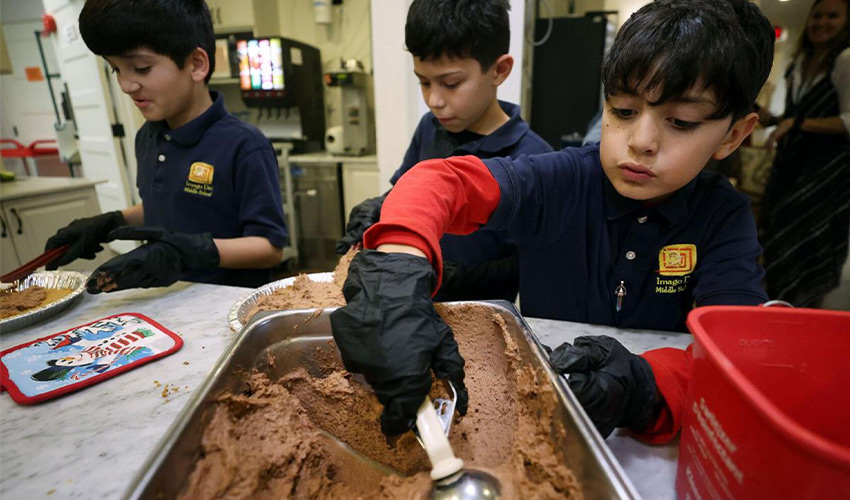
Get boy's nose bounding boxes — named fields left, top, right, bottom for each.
left=426, top=89, right=445, bottom=109
left=628, top=116, right=659, bottom=156
left=117, top=75, right=141, bottom=94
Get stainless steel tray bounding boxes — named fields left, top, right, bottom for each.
left=0, top=271, right=87, bottom=333
left=125, top=301, right=640, bottom=499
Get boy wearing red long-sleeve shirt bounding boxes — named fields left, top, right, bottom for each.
left=330, top=0, right=775, bottom=441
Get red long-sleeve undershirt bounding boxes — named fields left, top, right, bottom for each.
left=635, top=345, right=693, bottom=444
left=362, top=154, right=693, bottom=444
left=362, top=155, right=500, bottom=290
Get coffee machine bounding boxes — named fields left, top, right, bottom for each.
left=323, top=68, right=371, bottom=156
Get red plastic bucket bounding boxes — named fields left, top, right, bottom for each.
left=677, top=306, right=850, bottom=500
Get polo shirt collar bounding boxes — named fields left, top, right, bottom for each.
left=605, top=174, right=697, bottom=226
left=149, top=91, right=227, bottom=146
left=431, top=100, right=528, bottom=155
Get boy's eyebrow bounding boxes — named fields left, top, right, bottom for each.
left=413, top=70, right=464, bottom=79
left=663, top=95, right=716, bottom=106
left=119, top=51, right=155, bottom=61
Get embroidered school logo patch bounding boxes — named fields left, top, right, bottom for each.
left=188, top=162, right=214, bottom=184
left=184, top=162, right=214, bottom=197
left=658, top=244, right=697, bottom=276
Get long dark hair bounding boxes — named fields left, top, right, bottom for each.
left=796, top=0, right=850, bottom=74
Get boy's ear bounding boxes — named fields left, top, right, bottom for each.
left=712, top=112, right=759, bottom=160
left=490, top=54, right=514, bottom=86
left=186, top=47, right=211, bottom=83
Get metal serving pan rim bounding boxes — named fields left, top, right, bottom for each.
left=127, top=301, right=641, bottom=500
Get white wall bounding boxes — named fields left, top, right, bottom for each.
left=370, top=0, right=418, bottom=189
left=277, top=0, right=373, bottom=72
left=0, top=0, right=63, bottom=154
left=604, top=0, right=647, bottom=27
left=0, top=20, right=63, bottom=153
left=501, top=0, right=526, bottom=109
left=0, top=0, right=45, bottom=23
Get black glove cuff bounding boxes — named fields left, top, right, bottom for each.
left=184, top=233, right=220, bottom=271
left=627, top=355, right=660, bottom=432
left=107, top=210, right=126, bottom=229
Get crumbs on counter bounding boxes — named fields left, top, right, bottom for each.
left=183, top=361, right=190, bottom=365
left=47, top=489, right=55, bottom=496
left=160, top=383, right=188, bottom=399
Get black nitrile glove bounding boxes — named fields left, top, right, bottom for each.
left=548, top=336, right=658, bottom=438
left=436, top=255, right=520, bottom=302
left=85, top=226, right=219, bottom=294
left=335, top=193, right=387, bottom=255
left=44, top=211, right=125, bottom=269
left=329, top=249, right=468, bottom=435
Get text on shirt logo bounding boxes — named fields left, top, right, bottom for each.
left=655, top=244, right=697, bottom=294
left=184, top=162, right=215, bottom=197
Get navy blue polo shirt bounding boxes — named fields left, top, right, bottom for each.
left=392, top=101, right=552, bottom=267
left=483, top=143, right=768, bottom=332
left=135, top=91, right=287, bottom=288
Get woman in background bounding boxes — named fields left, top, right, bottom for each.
left=759, top=0, right=850, bottom=307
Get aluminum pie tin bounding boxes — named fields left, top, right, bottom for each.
left=227, top=272, right=334, bottom=332
left=0, top=270, right=87, bottom=333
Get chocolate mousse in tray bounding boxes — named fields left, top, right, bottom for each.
left=126, top=300, right=639, bottom=499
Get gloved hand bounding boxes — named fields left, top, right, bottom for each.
left=330, top=249, right=468, bottom=435
left=436, top=255, right=520, bottom=302
left=44, top=211, right=125, bottom=269
left=548, top=336, right=659, bottom=438
left=335, top=193, right=386, bottom=255
left=86, top=226, right=220, bottom=294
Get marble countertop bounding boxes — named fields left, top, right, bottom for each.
left=0, top=177, right=105, bottom=201
left=0, top=282, right=250, bottom=500
left=527, top=317, right=693, bottom=500
left=0, top=283, right=691, bottom=499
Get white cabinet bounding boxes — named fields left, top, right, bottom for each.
left=207, top=0, right=280, bottom=36
left=341, top=161, right=380, bottom=224
left=0, top=214, right=20, bottom=272
left=0, top=179, right=103, bottom=275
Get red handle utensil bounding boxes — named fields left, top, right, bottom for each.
left=0, top=245, right=71, bottom=284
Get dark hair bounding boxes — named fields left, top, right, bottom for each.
left=405, top=0, right=511, bottom=70
left=795, top=0, right=850, bottom=75
left=602, top=0, right=775, bottom=121
left=79, top=0, right=216, bottom=83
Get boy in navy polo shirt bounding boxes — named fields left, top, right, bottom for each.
left=44, top=0, right=287, bottom=290
left=336, top=0, right=551, bottom=301
left=330, top=0, right=776, bottom=441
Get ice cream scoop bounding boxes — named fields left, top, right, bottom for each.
left=415, top=395, right=502, bottom=499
